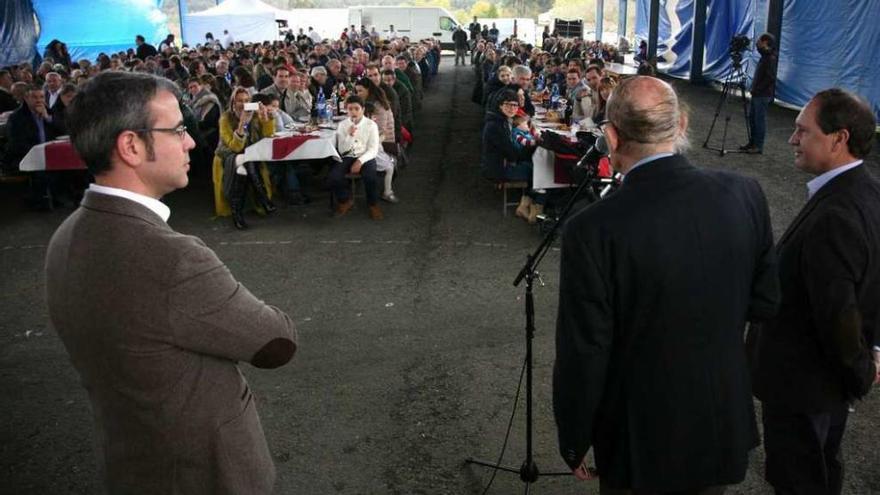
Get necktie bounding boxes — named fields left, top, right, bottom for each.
left=280, top=90, right=288, bottom=112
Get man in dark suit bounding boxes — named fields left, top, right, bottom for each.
left=751, top=88, right=879, bottom=495
left=553, top=76, right=779, bottom=494
left=45, top=71, right=297, bottom=494
left=5, top=84, right=63, bottom=208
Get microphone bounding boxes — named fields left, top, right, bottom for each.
left=575, top=134, right=609, bottom=169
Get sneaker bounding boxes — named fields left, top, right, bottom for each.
left=738, top=143, right=753, bottom=151
left=368, top=204, right=384, bottom=220
left=744, top=145, right=763, bottom=154
left=381, top=192, right=399, bottom=204
left=334, top=199, right=354, bottom=217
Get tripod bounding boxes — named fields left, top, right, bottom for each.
left=465, top=163, right=612, bottom=493
left=703, top=56, right=751, bottom=156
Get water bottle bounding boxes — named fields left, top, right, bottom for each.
left=535, top=73, right=545, bottom=92
left=330, top=89, right=338, bottom=117
left=550, top=83, right=560, bottom=109
left=316, top=88, right=327, bottom=123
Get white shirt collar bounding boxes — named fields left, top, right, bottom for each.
left=806, top=159, right=863, bottom=199
left=88, top=184, right=171, bottom=222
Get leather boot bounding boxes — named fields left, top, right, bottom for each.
left=229, top=175, right=248, bottom=230
left=245, top=163, right=276, bottom=214
left=528, top=203, right=544, bottom=224
left=515, top=194, right=532, bottom=220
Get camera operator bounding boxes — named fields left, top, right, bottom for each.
left=553, top=76, right=779, bottom=494
left=741, top=33, right=777, bottom=154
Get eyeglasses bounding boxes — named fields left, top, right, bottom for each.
left=501, top=102, right=520, bottom=108
left=133, top=125, right=188, bottom=140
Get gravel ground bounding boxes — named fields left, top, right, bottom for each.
left=1, top=58, right=878, bottom=494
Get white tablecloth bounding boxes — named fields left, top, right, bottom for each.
left=533, top=147, right=574, bottom=190
left=19, top=139, right=86, bottom=171
left=243, top=128, right=341, bottom=163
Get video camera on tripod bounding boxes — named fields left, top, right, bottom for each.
left=702, top=34, right=752, bottom=155
left=728, top=34, right=751, bottom=68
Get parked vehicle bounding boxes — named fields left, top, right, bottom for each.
left=349, top=6, right=460, bottom=48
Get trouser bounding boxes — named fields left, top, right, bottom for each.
left=270, top=161, right=302, bottom=196
left=327, top=156, right=379, bottom=205
left=762, top=403, right=849, bottom=495
left=600, top=484, right=726, bottom=495
left=749, top=96, right=771, bottom=150
left=455, top=48, right=466, bottom=65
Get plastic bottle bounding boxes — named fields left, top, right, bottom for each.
left=536, top=73, right=545, bottom=92
left=330, top=88, right=338, bottom=117
left=550, top=83, right=560, bottom=109
left=316, top=87, right=327, bottom=123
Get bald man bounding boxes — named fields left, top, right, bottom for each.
left=553, top=76, right=779, bottom=494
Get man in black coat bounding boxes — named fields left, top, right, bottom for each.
left=750, top=88, right=880, bottom=495
left=453, top=26, right=468, bottom=66
left=134, top=35, right=158, bottom=61
left=5, top=84, right=64, bottom=208
left=553, top=76, right=779, bottom=494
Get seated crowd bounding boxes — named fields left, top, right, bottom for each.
left=470, top=33, right=628, bottom=226
left=1, top=30, right=442, bottom=226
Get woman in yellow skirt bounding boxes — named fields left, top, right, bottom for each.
left=212, top=86, right=276, bottom=229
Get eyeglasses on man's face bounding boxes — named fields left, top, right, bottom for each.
left=133, top=125, right=189, bottom=140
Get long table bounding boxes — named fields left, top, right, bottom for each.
left=531, top=106, right=584, bottom=189
left=243, top=127, right=342, bottom=163
left=19, top=139, right=86, bottom=172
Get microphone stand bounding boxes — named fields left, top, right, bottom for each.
left=465, top=159, right=605, bottom=490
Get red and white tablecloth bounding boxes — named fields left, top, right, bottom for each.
left=242, top=131, right=341, bottom=164
left=19, top=140, right=86, bottom=172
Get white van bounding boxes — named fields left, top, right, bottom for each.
left=348, top=6, right=460, bottom=48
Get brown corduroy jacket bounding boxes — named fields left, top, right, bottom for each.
left=45, top=190, right=296, bottom=494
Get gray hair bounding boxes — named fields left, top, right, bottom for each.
left=66, top=71, right=179, bottom=176
left=512, top=65, right=532, bottom=78
left=310, top=66, right=327, bottom=77
left=606, top=76, right=689, bottom=154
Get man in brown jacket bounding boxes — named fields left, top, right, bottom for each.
left=45, top=71, right=297, bottom=494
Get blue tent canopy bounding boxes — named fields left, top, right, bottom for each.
left=638, top=0, right=880, bottom=121
left=0, top=0, right=167, bottom=67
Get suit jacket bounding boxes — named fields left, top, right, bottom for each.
left=554, top=155, right=779, bottom=491
left=260, top=84, right=296, bottom=117
left=752, top=164, right=880, bottom=413
left=5, top=104, right=62, bottom=168
left=45, top=191, right=296, bottom=494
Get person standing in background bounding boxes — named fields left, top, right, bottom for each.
left=741, top=33, right=778, bottom=154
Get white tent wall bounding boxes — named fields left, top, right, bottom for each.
left=183, top=0, right=284, bottom=46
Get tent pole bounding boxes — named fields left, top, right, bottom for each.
left=618, top=0, right=628, bottom=41
left=596, top=0, right=604, bottom=41
left=689, top=0, right=706, bottom=83
left=179, top=0, right=188, bottom=45
left=647, top=0, right=659, bottom=62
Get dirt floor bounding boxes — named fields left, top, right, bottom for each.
left=1, top=58, right=878, bottom=494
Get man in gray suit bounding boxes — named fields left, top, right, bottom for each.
left=45, top=71, right=297, bottom=494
